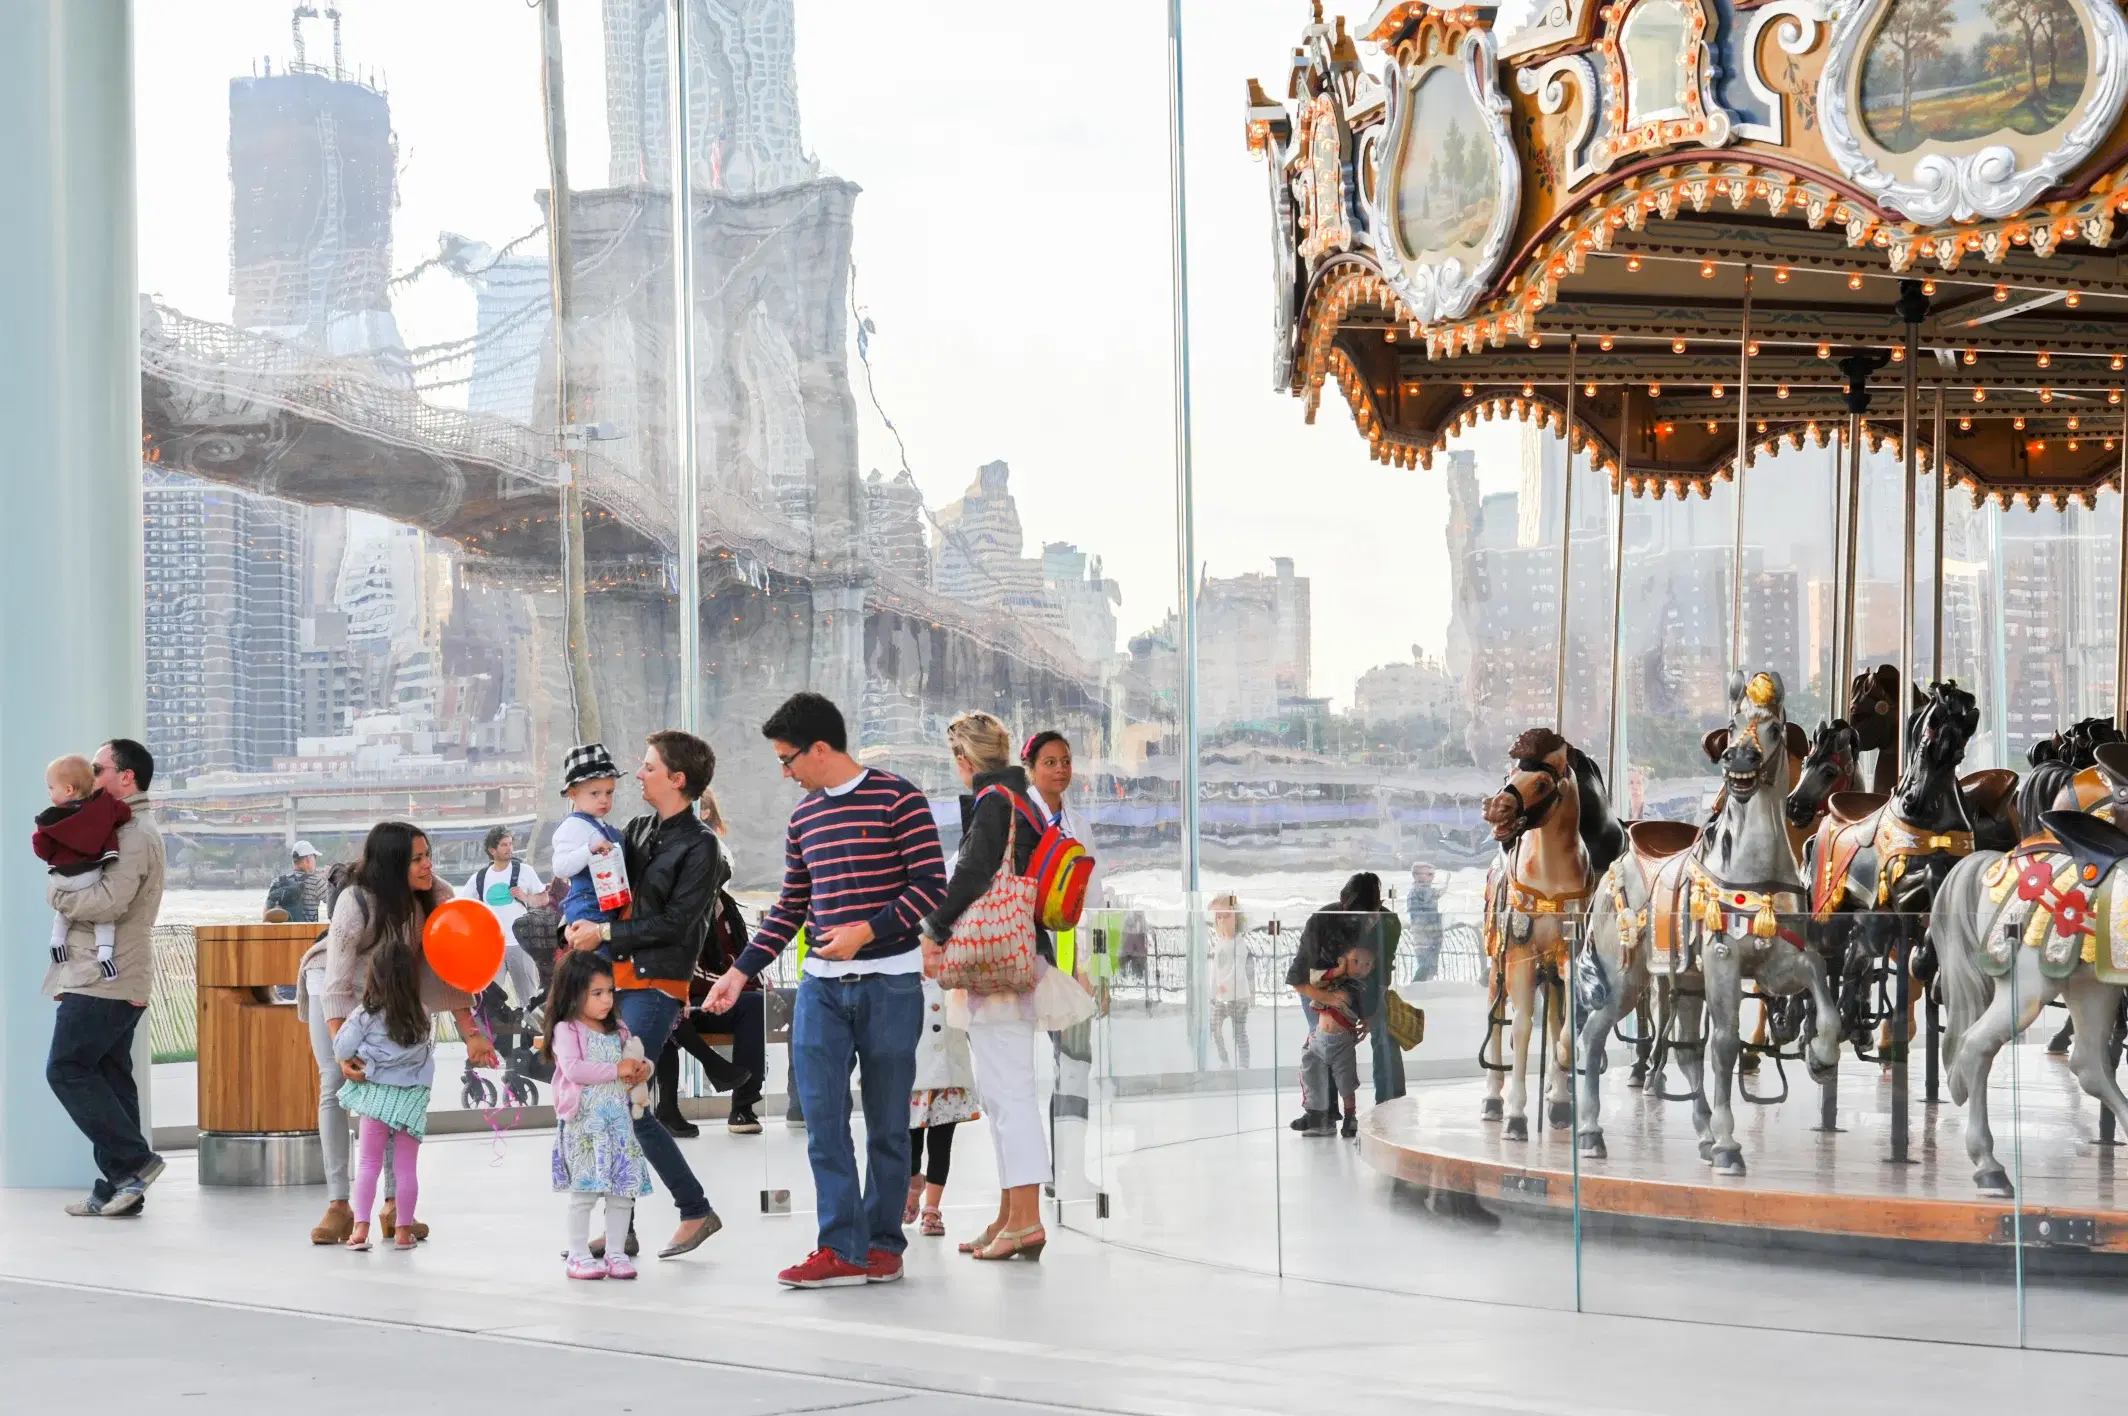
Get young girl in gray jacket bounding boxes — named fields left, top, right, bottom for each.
left=332, top=943, right=435, bottom=1251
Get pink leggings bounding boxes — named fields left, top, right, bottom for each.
left=352, top=1118, right=420, bottom=1228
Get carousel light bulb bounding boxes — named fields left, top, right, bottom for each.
left=1777, top=384, right=1790, bottom=399
left=1973, top=388, right=1987, bottom=402
left=1849, top=273, right=1865, bottom=290
left=1600, top=335, right=1615, bottom=351
left=1522, top=384, right=1535, bottom=398
left=1463, top=383, right=1475, bottom=396
left=1817, top=343, right=1832, bottom=359
left=1673, top=339, right=1687, bottom=354
left=1748, top=341, right=1761, bottom=357
left=1923, top=280, right=1937, bottom=295
left=1774, top=265, right=1791, bottom=283
left=1585, top=382, right=1597, bottom=397
left=1701, top=262, right=1716, bottom=279
left=2014, top=416, right=2026, bottom=429
left=1384, top=329, right=1397, bottom=342
left=1707, top=420, right=1718, bottom=433
left=1711, top=383, right=1725, bottom=397
left=1757, top=420, right=1769, bottom=433
left=1994, top=284, right=2010, bottom=302
left=2035, top=439, right=2046, bottom=451
left=2071, top=439, right=2081, bottom=450
left=1648, top=382, right=1662, bottom=397
left=1892, top=347, right=1906, bottom=362
left=2070, top=416, right=2081, bottom=429
left=2042, top=387, right=2056, bottom=402
left=2067, top=291, right=2082, bottom=307
left=1627, top=256, right=1643, bottom=272
left=2037, top=351, right=2051, bottom=367
left=1959, top=416, right=1972, bottom=431
left=1529, top=335, right=1543, bottom=349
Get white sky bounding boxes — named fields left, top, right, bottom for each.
left=135, top=0, right=1519, bottom=711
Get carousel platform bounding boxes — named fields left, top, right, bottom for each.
left=1361, top=1047, right=2128, bottom=1257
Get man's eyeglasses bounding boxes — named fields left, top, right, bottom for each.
left=776, top=747, right=805, bottom=770
left=92, top=762, right=113, bottom=778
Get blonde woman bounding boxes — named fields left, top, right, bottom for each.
left=919, top=711, right=1055, bottom=1261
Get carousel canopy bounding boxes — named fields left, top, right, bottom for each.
left=1250, top=0, right=2128, bottom=505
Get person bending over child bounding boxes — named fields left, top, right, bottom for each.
left=32, top=754, right=129, bottom=979
left=1289, top=942, right=1374, bottom=1139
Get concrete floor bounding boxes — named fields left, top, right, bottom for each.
left=5, top=1097, right=2128, bottom=1415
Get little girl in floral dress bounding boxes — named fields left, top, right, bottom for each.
left=541, top=950, right=653, bottom=1280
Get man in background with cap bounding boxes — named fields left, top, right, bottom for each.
left=458, top=825, right=544, bottom=1010
left=265, top=841, right=328, bottom=923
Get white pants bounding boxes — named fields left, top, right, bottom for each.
left=566, top=1192, right=634, bottom=1262
left=50, top=870, right=116, bottom=970
left=970, top=1016, right=1051, bottom=1190
left=500, top=944, right=540, bottom=1011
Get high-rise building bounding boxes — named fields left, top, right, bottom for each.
left=144, top=470, right=303, bottom=780
left=931, top=461, right=1055, bottom=627
left=466, top=255, right=551, bottom=424
left=1195, top=560, right=1314, bottom=728
left=1042, top=542, right=1121, bottom=665
left=602, top=0, right=816, bottom=194
left=228, top=12, right=404, bottom=369
left=864, top=468, right=929, bottom=581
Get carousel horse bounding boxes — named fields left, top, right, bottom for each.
left=1809, top=682, right=1996, bottom=1053
left=2018, top=716, right=2125, bottom=830
left=1479, top=727, right=1624, bottom=1140
left=1785, top=719, right=1864, bottom=859
left=1574, top=671, right=1840, bottom=1172
left=1850, top=664, right=2020, bottom=851
left=1933, top=742, right=2128, bottom=1196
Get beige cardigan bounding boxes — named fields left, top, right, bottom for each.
left=296, top=883, right=476, bottom=1025
left=44, top=796, right=165, bottom=1006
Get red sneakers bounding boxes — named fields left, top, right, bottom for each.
left=863, top=1248, right=903, bottom=1283
left=777, top=1248, right=869, bottom=1288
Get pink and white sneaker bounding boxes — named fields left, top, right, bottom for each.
left=605, top=1256, right=638, bottom=1280
left=566, top=1256, right=609, bottom=1281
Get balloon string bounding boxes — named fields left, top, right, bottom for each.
left=471, top=994, right=521, bottom=1167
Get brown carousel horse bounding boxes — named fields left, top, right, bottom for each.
left=1480, top=727, right=1624, bottom=1139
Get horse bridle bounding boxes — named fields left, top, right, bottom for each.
left=1498, top=757, right=1564, bottom=835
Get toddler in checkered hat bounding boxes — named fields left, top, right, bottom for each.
left=550, top=743, right=628, bottom=927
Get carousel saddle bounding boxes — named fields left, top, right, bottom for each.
left=1627, top=820, right=1699, bottom=860
left=1961, top=769, right=2017, bottom=819
left=2039, top=810, right=2128, bottom=882
left=1607, top=822, right=1701, bottom=971
left=1825, top=790, right=1887, bottom=828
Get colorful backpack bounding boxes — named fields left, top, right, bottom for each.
left=981, top=786, right=1095, bottom=932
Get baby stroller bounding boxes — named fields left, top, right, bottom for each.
left=457, top=890, right=564, bottom=1109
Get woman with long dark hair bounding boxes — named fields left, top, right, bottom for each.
left=296, top=821, right=498, bottom=1245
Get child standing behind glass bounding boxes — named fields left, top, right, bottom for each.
left=542, top=950, right=653, bottom=1280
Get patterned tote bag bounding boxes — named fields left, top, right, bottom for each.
left=938, top=792, right=1040, bottom=996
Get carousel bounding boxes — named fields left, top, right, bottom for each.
left=1251, top=0, right=2128, bottom=1255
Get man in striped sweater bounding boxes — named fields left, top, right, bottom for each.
left=706, top=692, right=947, bottom=1288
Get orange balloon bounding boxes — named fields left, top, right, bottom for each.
left=423, top=898, right=506, bottom=995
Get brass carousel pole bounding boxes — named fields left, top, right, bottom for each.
left=1841, top=412, right=1864, bottom=720
left=1608, top=389, right=1631, bottom=795
left=1890, top=281, right=1927, bottom=1169
left=1932, top=386, right=1947, bottom=685
left=1731, top=265, right=1753, bottom=674
left=2118, top=393, right=2128, bottom=734
left=1830, top=425, right=1846, bottom=706
left=1554, top=338, right=1579, bottom=731
left=1927, top=382, right=1946, bottom=1108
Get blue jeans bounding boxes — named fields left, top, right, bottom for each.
left=793, top=971, right=923, bottom=1265
left=616, top=988, right=713, bottom=1222
left=46, top=994, right=154, bottom=1201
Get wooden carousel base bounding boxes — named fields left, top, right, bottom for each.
left=1360, top=1050, right=2128, bottom=1256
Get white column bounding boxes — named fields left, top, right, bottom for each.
left=0, top=0, right=145, bottom=1185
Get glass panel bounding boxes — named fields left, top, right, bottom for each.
left=136, top=2, right=564, bottom=1135
left=1573, top=904, right=2018, bottom=1343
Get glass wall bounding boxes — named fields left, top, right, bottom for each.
left=130, top=0, right=2128, bottom=1353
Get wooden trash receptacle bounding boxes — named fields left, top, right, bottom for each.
left=197, top=923, right=327, bottom=1186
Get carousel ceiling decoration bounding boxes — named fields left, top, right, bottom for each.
left=1249, top=0, right=2128, bottom=503
left=1819, top=0, right=2128, bottom=224
left=1372, top=16, right=1522, bottom=322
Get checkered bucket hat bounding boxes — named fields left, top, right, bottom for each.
left=560, top=742, right=622, bottom=794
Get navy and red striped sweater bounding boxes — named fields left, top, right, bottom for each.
left=735, top=769, right=947, bottom=976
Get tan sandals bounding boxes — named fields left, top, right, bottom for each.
left=310, top=1201, right=353, bottom=1246
left=969, top=1224, right=1045, bottom=1262
left=956, top=1220, right=1003, bottom=1255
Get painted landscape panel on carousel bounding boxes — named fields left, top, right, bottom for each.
left=1859, top=0, right=2089, bottom=153
left=1394, top=68, right=1498, bottom=259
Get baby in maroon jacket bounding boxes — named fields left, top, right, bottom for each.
left=34, top=754, right=131, bottom=980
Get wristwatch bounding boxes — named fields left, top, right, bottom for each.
left=600, top=922, right=613, bottom=943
